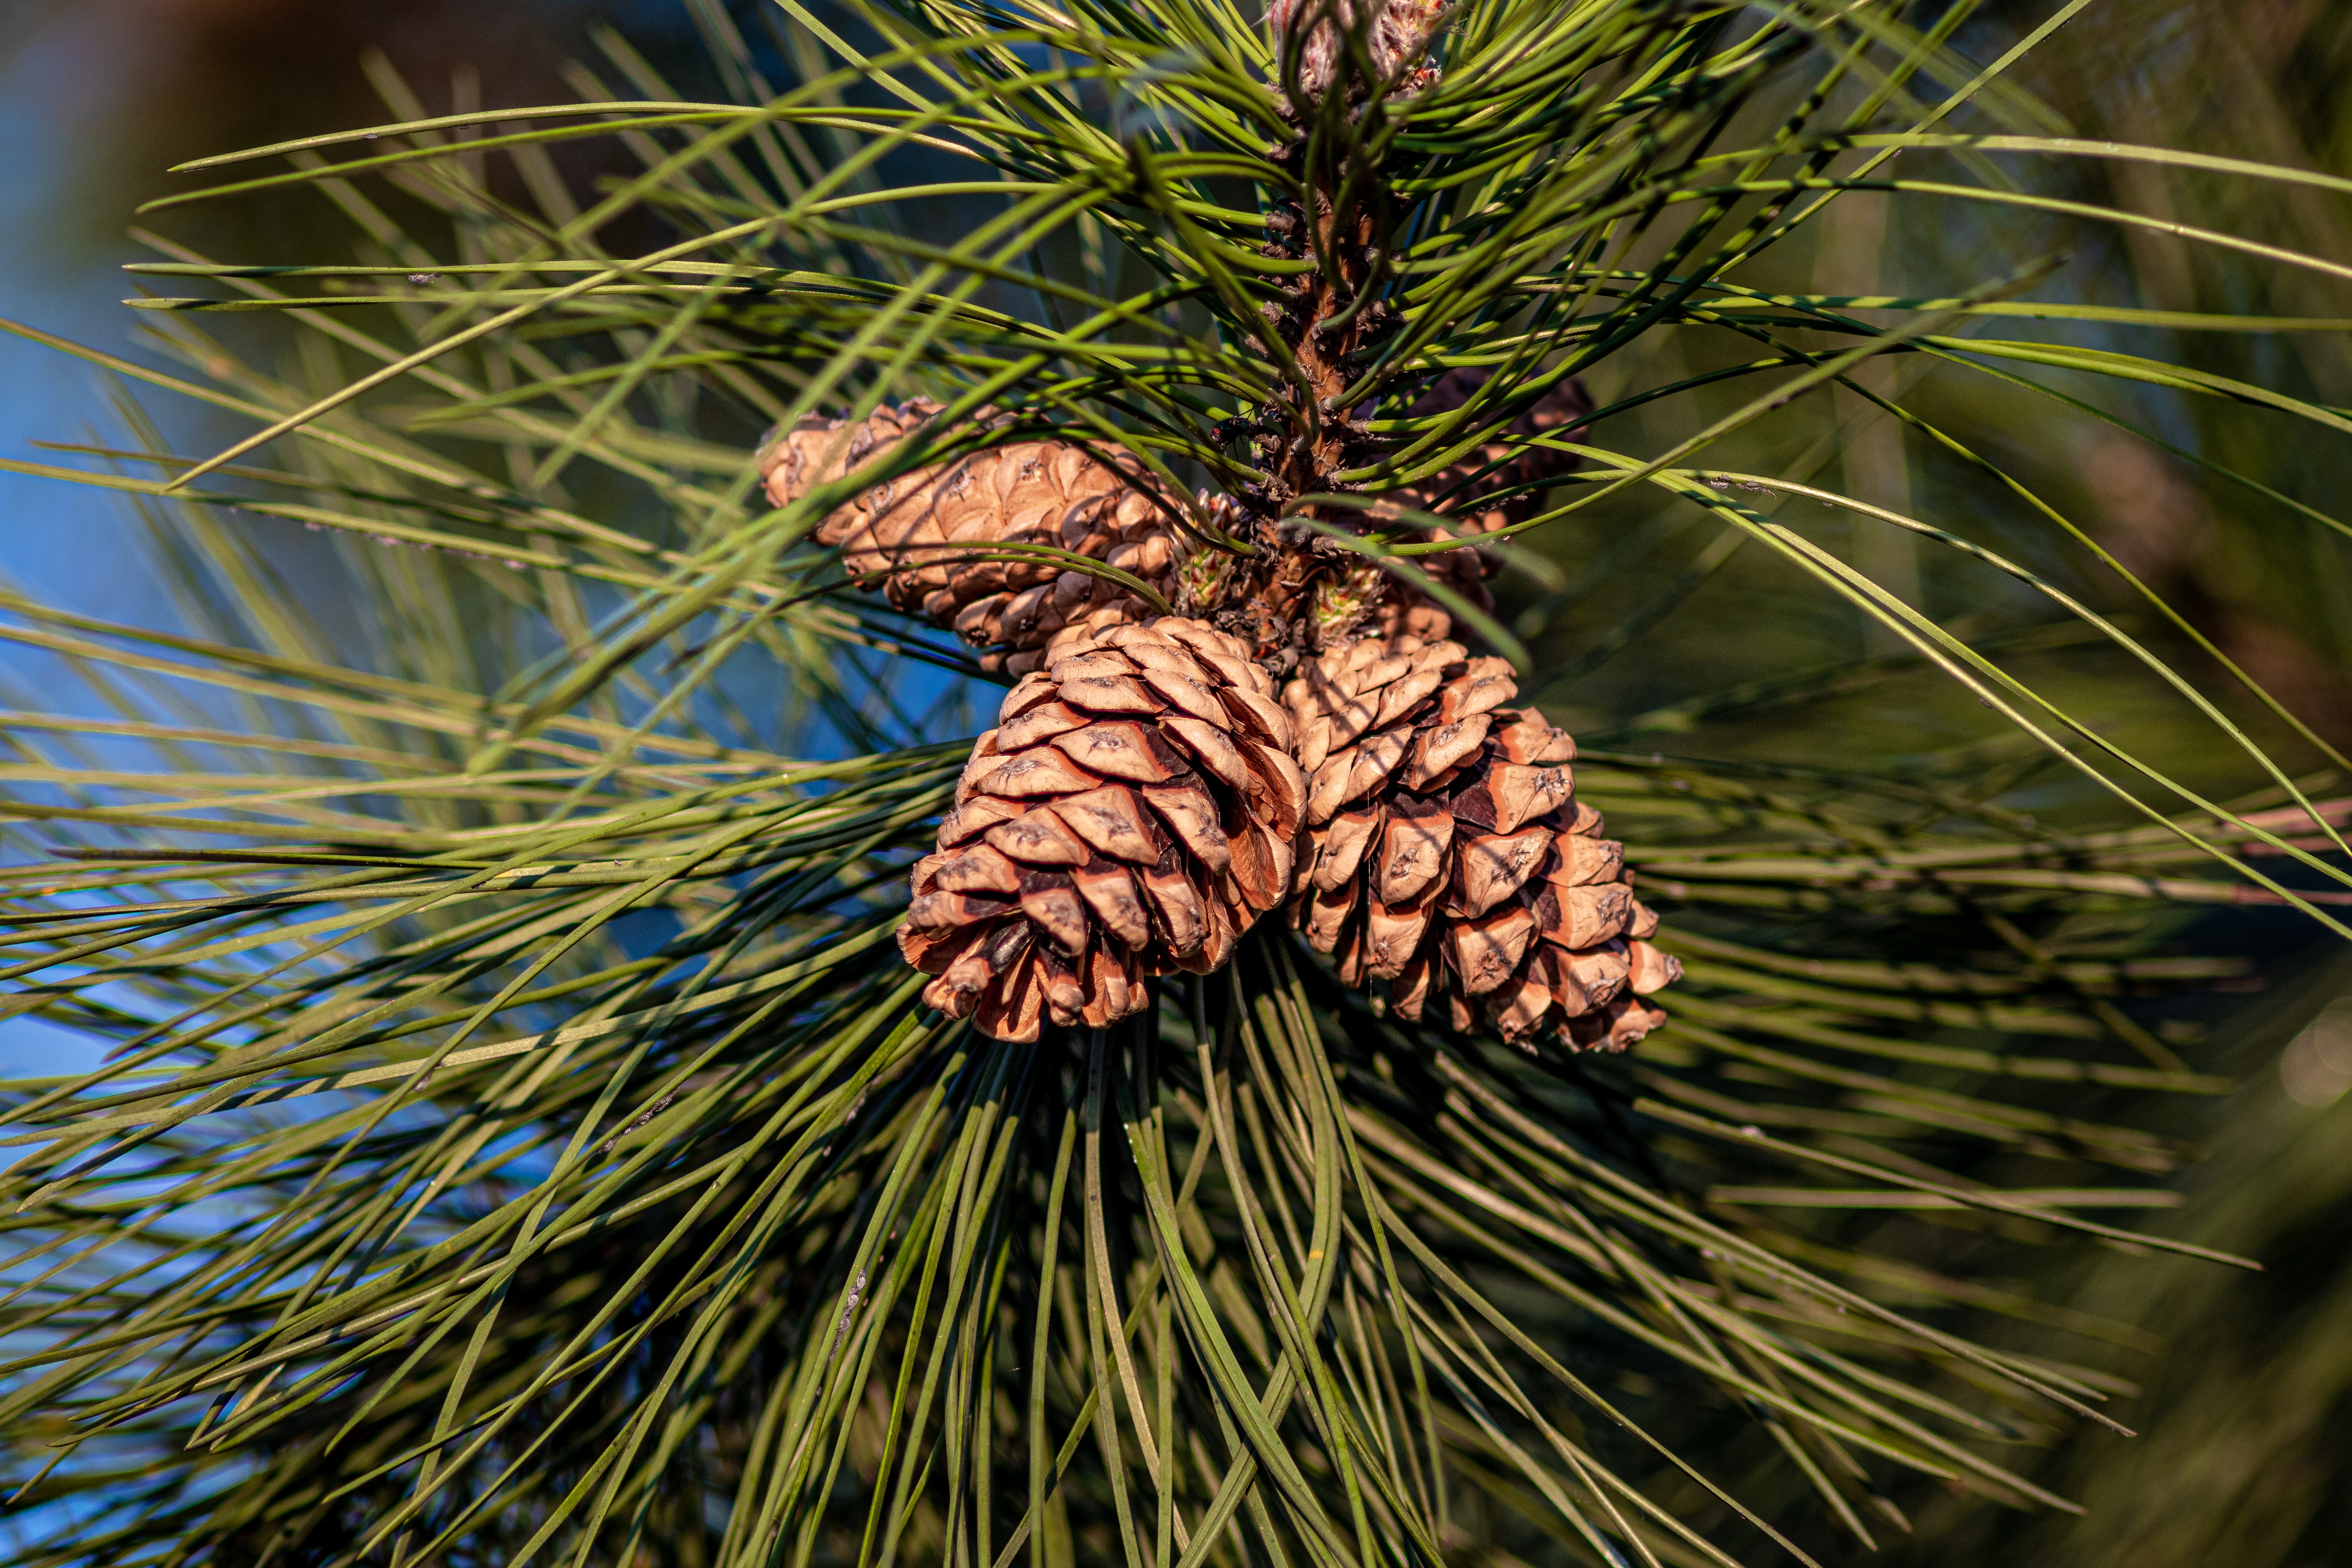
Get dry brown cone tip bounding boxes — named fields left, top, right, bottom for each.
left=757, top=399, right=1179, bottom=673
left=1284, top=631, right=1680, bottom=1051
left=897, top=616, right=1306, bottom=1042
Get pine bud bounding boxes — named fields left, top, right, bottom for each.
left=1268, top=0, right=1449, bottom=101
left=900, top=617, right=1305, bottom=1041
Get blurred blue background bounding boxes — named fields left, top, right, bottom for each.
left=0, top=0, right=654, bottom=1077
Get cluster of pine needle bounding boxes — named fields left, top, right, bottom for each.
left=0, top=3, right=2349, bottom=1566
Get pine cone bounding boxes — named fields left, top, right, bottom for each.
left=898, top=617, right=1306, bottom=1042
left=757, top=402, right=1178, bottom=672
left=1283, top=632, right=1679, bottom=1050
left=1170, top=491, right=1466, bottom=663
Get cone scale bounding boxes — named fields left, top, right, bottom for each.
left=896, top=617, right=1304, bottom=1041
left=1283, top=632, right=1678, bottom=1050
left=758, top=401, right=1176, bottom=672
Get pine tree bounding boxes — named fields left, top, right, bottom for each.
left=2, top=2, right=2349, bottom=1565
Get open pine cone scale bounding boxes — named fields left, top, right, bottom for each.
left=1285, top=632, right=1680, bottom=1050
left=896, top=617, right=1302, bottom=1041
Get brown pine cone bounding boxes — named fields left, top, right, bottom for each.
left=1283, top=632, right=1679, bottom=1050
left=757, top=401, right=1178, bottom=671
left=1267, top=0, right=1447, bottom=100
left=897, top=617, right=1306, bottom=1042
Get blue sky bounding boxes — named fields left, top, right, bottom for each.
left=0, top=16, right=176, bottom=1081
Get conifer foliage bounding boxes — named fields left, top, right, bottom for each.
left=1, top=2, right=2349, bottom=1566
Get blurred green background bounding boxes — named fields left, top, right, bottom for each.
left=2, top=1, right=2349, bottom=1561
